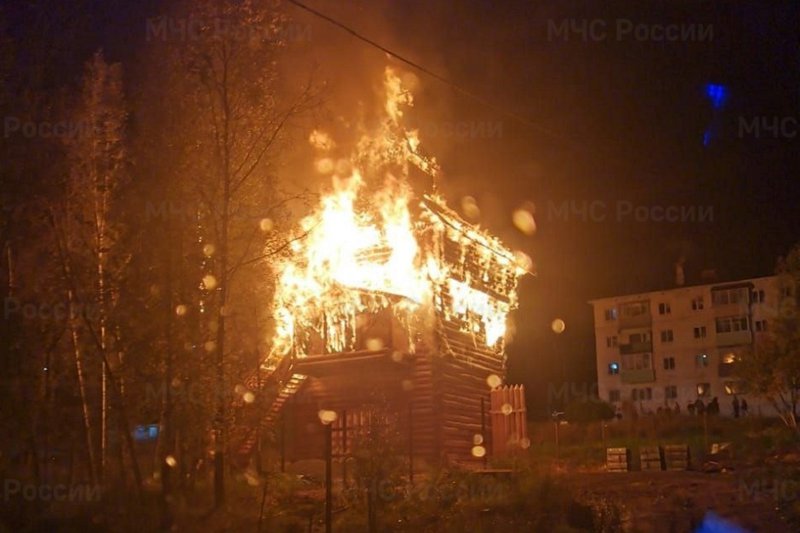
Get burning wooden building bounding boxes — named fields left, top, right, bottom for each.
left=230, top=68, right=528, bottom=469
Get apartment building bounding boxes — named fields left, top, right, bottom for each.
left=590, top=275, right=786, bottom=417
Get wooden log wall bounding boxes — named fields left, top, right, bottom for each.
left=431, top=220, right=519, bottom=465
left=280, top=346, right=439, bottom=464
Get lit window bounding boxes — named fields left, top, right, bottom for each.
left=722, top=352, right=736, bottom=364
left=723, top=381, right=741, bottom=395
left=697, top=383, right=711, bottom=397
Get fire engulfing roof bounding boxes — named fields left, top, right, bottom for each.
left=267, top=68, right=528, bottom=362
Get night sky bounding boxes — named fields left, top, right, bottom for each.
left=6, top=0, right=799, bottom=416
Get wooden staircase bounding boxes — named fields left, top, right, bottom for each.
left=230, top=356, right=307, bottom=468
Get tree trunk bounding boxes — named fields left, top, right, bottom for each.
left=160, top=211, right=175, bottom=528
left=52, top=214, right=99, bottom=485
left=214, top=47, right=232, bottom=509
left=69, top=311, right=98, bottom=485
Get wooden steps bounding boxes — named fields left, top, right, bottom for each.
left=230, top=357, right=307, bottom=467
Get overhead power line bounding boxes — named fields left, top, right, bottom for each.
left=286, top=0, right=677, bottom=187
left=285, top=0, right=566, bottom=143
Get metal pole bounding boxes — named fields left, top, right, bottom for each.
left=601, top=421, right=607, bottom=450
left=408, top=403, right=414, bottom=483
left=325, top=423, right=332, bottom=533
left=280, top=414, right=286, bottom=473
left=480, top=397, right=487, bottom=468
left=342, top=410, right=348, bottom=487
left=554, top=420, right=560, bottom=460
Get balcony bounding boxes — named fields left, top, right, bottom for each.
left=712, top=302, right=750, bottom=317
left=711, top=285, right=751, bottom=316
left=619, top=341, right=653, bottom=354
left=716, top=330, right=752, bottom=347
left=621, top=368, right=656, bottom=384
left=619, top=313, right=652, bottom=330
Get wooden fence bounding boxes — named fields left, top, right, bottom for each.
left=490, top=385, right=528, bottom=456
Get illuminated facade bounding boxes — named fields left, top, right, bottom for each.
left=590, top=275, right=783, bottom=416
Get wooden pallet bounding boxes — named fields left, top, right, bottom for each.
left=663, top=444, right=690, bottom=471
left=606, top=447, right=630, bottom=472
left=640, top=446, right=663, bottom=471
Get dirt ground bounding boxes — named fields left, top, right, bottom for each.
left=560, top=470, right=794, bottom=533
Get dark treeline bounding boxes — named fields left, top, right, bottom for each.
left=0, top=0, right=319, bottom=527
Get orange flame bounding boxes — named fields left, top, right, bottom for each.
left=269, top=67, right=524, bottom=359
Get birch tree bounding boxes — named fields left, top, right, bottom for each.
left=59, top=50, right=141, bottom=489
left=166, top=0, right=317, bottom=505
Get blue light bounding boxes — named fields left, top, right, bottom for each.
left=134, top=424, right=160, bottom=442
left=703, top=130, right=711, bottom=146
left=704, top=84, right=728, bottom=109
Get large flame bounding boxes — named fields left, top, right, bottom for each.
left=269, top=68, right=523, bottom=359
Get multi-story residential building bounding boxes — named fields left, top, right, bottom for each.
left=590, top=275, right=786, bottom=417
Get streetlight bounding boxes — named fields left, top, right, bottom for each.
left=318, top=410, right=338, bottom=533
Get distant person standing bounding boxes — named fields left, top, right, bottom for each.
left=741, top=398, right=749, bottom=417
left=708, top=397, right=719, bottom=415
left=695, top=398, right=706, bottom=415
left=732, top=395, right=740, bottom=418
